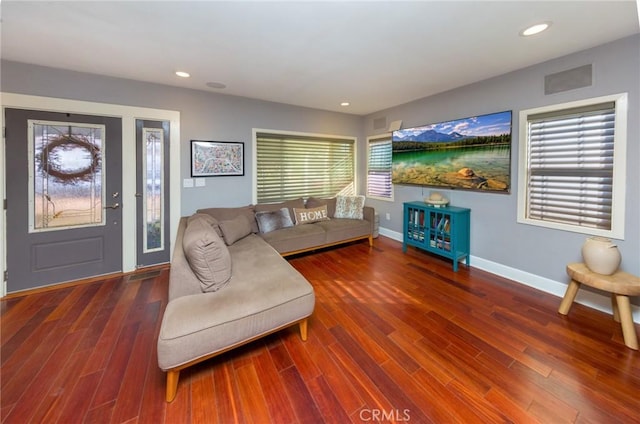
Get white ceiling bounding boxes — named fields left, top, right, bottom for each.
left=1, top=1, right=638, bottom=115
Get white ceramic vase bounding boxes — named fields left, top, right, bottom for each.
left=581, top=236, right=621, bottom=275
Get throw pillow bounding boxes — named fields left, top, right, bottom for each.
left=218, top=214, right=253, bottom=245
left=188, top=213, right=223, bottom=238
left=183, top=215, right=232, bottom=293
left=255, top=208, right=294, bottom=233
left=306, top=197, right=337, bottom=217
left=334, top=195, right=365, bottom=220
left=293, top=205, right=329, bottom=225
left=254, top=198, right=305, bottom=221
left=197, top=205, right=259, bottom=234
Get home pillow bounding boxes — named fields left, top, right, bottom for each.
left=255, top=208, right=294, bottom=233
left=293, top=205, right=329, bottom=225
left=334, top=195, right=365, bottom=220
left=218, top=214, right=253, bottom=245
left=306, top=197, right=336, bottom=217
left=182, top=215, right=232, bottom=293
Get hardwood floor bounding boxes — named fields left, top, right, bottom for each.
left=2, top=236, right=639, bottom=423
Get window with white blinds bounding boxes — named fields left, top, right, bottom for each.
left=366, top=136, right=393, bottom=200
left=255, top=132, right=355, bottom=204
left=518, top=94, right=627, bottom=238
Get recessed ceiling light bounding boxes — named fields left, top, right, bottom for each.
left=206, top=81, right=227, bottom=89
left=520, top=22, right=551, bottom=37
left=175, top=71, right=190, bottom=78
left=340, top=102, right=350, bottom=107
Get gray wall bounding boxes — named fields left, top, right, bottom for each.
left=364, top=34, right=640, bottom=285
left=0, top=60, right=364, bottom=215
left=2, top=34, right=638, bottom=293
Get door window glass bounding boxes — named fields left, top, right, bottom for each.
left=143, top=127, right=164, bottom=252
left=29, top=120, right=106, bottom=232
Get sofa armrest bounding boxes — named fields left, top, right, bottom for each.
left=363, top=206, right=375, bottom=234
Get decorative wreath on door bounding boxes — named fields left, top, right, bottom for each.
left=39, top=135, right=101, bottom=182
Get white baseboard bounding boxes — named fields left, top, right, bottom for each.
left=378, top=227, right=403, bottom=241
left=378, top=227, right=640, bottom=323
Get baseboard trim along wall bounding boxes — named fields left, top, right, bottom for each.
left=378, top=227, right=640, bottom=323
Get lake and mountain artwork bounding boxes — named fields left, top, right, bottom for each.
left=391, top=110, right=512, bottom=193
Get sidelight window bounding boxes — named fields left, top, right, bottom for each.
left=143, top=127, right=164, bottom=252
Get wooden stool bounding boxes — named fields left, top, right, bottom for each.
left=559, top=263, right=640, bottom=350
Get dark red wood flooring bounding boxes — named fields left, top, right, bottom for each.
left=2, top=236, right=638, bottom=423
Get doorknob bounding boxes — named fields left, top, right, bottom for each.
left=104, top=203, right=120, bottom=210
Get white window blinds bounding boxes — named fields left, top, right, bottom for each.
left=526, top=102, right=615, bottom=230
left=256, top=133, right=355, bottom=204
left=367, top=137, right=393, bottom=199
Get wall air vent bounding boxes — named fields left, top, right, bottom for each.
left=545, top=64, right=593, bottom=95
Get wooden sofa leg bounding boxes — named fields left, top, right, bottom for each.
left=166, top=370, right=180, bottom=402
left=299, top=318, right=308, bottom=341
left=368, top=235, right=374, bottom=247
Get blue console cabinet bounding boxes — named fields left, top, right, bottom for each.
left=403, top=202, right=470, bottom=271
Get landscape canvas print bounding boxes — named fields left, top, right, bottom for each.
left=392, top=110, right=512, bottom=193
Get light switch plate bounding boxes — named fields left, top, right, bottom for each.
left=183, top=178, right=194, bottom=188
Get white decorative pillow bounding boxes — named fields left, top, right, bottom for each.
left=334, top=195, right=365, bottom=220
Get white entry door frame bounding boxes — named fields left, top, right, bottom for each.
left=0, top=93, right=181, bottom=297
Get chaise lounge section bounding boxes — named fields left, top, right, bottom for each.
left=157, top=196, right=374, bottom=402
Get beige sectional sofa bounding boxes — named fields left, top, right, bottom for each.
left=157, top=196, right=374, bottom=402
left=199, top=196, right=375, bottom=255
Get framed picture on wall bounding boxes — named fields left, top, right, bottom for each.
left=190, top=140, right=244, bottom=177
